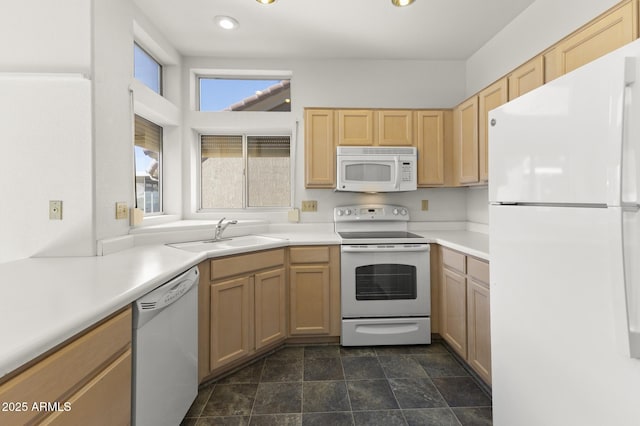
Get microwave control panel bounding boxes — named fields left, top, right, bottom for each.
left=401, top=162, right=413, bottom=182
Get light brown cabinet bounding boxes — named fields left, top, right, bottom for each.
left=0, top=307, right=132, bottom=426
left=304, top=108, right=336, bottom=188
left=288, top=245, right=341, bottom=337
left=337, top=109, right=375, bottom=145
left=508, top=56, right=545, bottom=100
left=201, top=249, right=286, bottom=375
left=415, top=110, right=454, bottom=187
left=440, top=247, right=491, bottom=385
left=545, top=0, right=638, bottom=81
left=453, top=96, right=479, bottom=185
left=441, top=248, right=469, bottom=356
left=337, top=109, right=414, bottom=146
left=467, top=257, right=492, bottom=385
left=478, top=78, right=508, bottom=182
left=376, top=110, right=414, bottom=146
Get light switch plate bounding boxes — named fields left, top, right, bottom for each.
left=421, top=200, right=429, bottom=211
left=301, top=200, right=318, bottom=212
left=115, top=202, right=128, bottom=220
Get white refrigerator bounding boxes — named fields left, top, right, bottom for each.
left=489, top=38, right=640, bottom=426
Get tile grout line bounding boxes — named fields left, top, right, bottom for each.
left=338, top=349, right=356, bottom=425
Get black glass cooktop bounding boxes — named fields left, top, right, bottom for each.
left=338, top=231, right=423, bottom=239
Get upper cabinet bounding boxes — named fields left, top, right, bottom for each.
left=415, top=110, right=454, bottom=187
left=453, top=96, right=479, bottom=185
left=337, top=109, right=414, bottom=146
left=305, top=107, right=451, bottom=189
left=337, top=110, right=375, bottom=145
left=304, top=109, right=336, bottom=188
left=508, top=56, right=544, bottom=101
left=376, top=110, right=414, bottom=146
left=478, top=78, right=508, bottom=183
left=545, top=0, right=638, bottom=81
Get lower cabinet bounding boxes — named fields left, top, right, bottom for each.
left=198, top=245, right=341, bottom=382
left=0, top=307, right=132, bottom=426
left=440, top=247, right=492, bottom=385
left=206, top=249, right=287, bottom=373
left=288, top=246, right=341, bottom=337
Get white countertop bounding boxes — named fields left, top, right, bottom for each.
left=0, top=228, right=485, bottom=380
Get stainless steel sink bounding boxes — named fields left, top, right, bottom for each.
left=167, top=235, right=287, bottom=254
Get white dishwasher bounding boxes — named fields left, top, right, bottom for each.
left=132, top=266, right=199, bottom=426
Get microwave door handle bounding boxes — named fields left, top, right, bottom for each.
left=394, top=156, right=400, bottom=190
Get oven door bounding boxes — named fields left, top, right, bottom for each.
left=341, top=244, right=430, bottom=317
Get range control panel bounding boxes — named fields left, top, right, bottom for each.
left=334, top=204, right=409, bottom=222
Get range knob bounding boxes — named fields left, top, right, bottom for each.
left=336, top=209, right=344, bottom=216
left=400, top=208, right=408, bottom=216
left=392, top=208, right=399, bottom=215
left=345, top=209, right=352, bottom=216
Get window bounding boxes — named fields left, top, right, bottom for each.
left=134, top=115, right=162, bottom=214
left=134, top=43, right=162, bottom=94
left=199, top=78, right=291, bottom=111
left=200, top=134, right=291, bottom=209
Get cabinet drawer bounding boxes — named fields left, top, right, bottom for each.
left=0, top=307, right=131, bottom=425
left=289, top=246, right=331, bottom=264
left=42, top=349, right=132, bottom=426
left=442, top=248, right=466, bottom=273
left=468, top=257, right=490, bottom=287
left=211, top=248, right=285, bottom=281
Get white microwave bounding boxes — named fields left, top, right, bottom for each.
left=336, top=146, right=417, bottom=192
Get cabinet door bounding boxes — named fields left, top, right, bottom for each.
left=377, top=110, right=414, bottom=146
left=467, top=278, right=491, bottom=385
left=508, top=56, right=544, bottom=101
left=441, top=267, right=467, bottom=358
left=254, top=268, right=286, bottom=349
left=337, top=110, right=374, bottom=146
left=545, top=0, right=637, bottom=81
left=415, top=110, right=445, bottom=186
left=478, top=78, right=508, bottom=182
left=210, top=276, right=252, bottom=370
left=454, top=96, right=479, bottom=185
left=304, top=108, right=335, bottom=188
left=289, top=265, right=331, bottom=335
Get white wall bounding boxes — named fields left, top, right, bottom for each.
left=181, top=57, right=469, bottom=223
left=0, top=1, right=94, bottom=263
left=465, top=0, right=620, bottom=96
left=93, top=0, right=135, bottom=241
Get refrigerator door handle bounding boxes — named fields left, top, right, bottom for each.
left=620, top=56, right=640, bottom=358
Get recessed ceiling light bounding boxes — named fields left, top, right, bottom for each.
left=214, top=15, right=239, bottom=30
left=392, top=0, right=415, bottom=6
left=256, top=0, right=276, bottom=4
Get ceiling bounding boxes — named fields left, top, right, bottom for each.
left=133, top=0, right=536, bottom=61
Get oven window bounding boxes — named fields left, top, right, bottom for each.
left=355, top=264, right=417, bottom=300
left=345, top=163, right=391, bottom=182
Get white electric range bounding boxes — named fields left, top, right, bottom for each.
left=335, top=204, right=431, bottom=346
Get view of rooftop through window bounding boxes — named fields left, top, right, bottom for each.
left=199, top=78, right=291, bottom=112
left=134, top=43, right=162, bottom=94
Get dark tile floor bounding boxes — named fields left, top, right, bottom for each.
left=181, top=343, right=492, bottom=426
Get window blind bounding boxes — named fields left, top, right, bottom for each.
left=134, top=115, right=162, bottom=152
left=248, top=135, right=290, bottom=158
left=201, top=135, right=243, bottom=158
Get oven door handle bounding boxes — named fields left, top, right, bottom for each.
left=342, top=245, right=430, bottom=253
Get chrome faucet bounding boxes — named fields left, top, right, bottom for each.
left=214, top=217, right=238, bottom=241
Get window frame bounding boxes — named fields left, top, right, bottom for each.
left=134, top=114, right=164, bottom=216
left=134, top=42, right=163, bottom=96
left=197, top=132, right=293, bottom=211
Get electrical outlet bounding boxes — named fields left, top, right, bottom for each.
left=421, top=200, right=429, bottom=211
left=115, top=202, right=128, bottom=220
left=301, top=200, right=318, bottom=212
left=49, top=200, right=63, bottom=220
